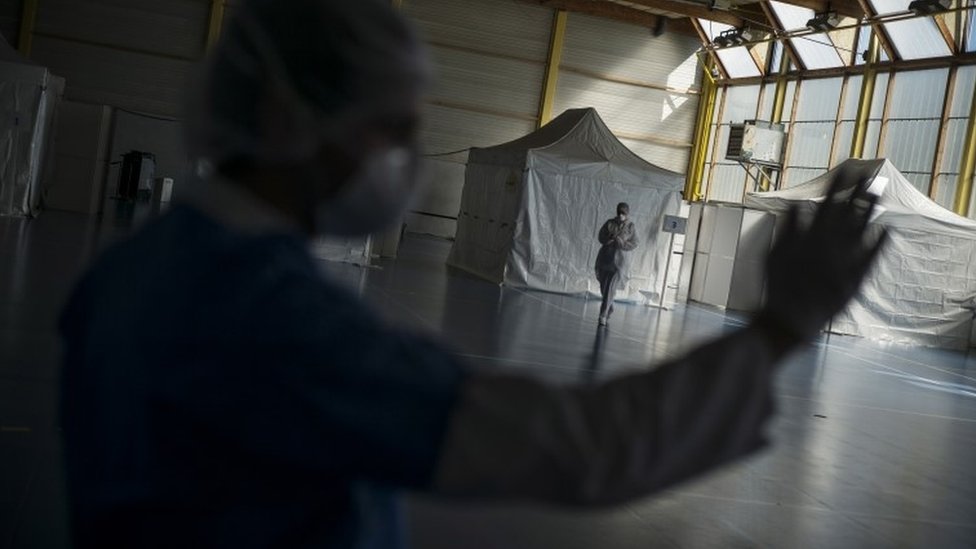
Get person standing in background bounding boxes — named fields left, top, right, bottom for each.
left=595, top=202, right=639, bottom=326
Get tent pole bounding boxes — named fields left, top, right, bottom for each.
left=850, top=34, right=880, bottom=160
left=770, top=50, right=790, bottom=125
left=537, top=10, right=568, bottom=129
left=17, top=0, right=38, bottom=56
left=206, top=0, right=225, bottom=51
left=955, top=73, right=976, bottom=217
left=685, top=64, right=716, bottom=202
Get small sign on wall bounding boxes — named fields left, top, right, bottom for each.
left=662, top=215, right=687, bottom=235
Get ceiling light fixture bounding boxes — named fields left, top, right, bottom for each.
left=806, top=11, right=841, bottom=32
left=907, top=0, right=951, bottom=14
left=712, top=27, right=755, bottom=48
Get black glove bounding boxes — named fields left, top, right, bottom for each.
left=755, top=167, right=889, bottom=346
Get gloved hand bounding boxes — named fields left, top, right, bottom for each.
left=754, top=167, right=888, bottom=347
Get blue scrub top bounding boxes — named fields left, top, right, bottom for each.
left=60, top=204, right=465, bottom=548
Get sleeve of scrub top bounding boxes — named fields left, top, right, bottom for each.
left=156, top=265, right=466, bottom=491
left=432, top=323, right=791, bottom=506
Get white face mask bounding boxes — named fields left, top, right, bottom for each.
left=315, top=146, right=420, bottom=237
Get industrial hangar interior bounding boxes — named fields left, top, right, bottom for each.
left=1, top=0, right=975, bottom=547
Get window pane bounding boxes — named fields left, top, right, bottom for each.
left=841, top=75, right=863, bottom=120
left=882, top=119, right=940, bottom=172
left=758, top=84, right=776, bottom=121
left=769, top=1, right=844, bottom=68
left=864, top=120, right=882, bottom=158
left=968, top=5, right=976, bottom=52
left=782, top=80, right=798, bottom=121
left=787, top=121, right=835, bottom=168
left=783, top=168, right=827, bottom=188
left=887, top=69, right=949, bottom=119
left=950, top=66, right=976, bottom=118
left=794, top=78, right=843, bottom=121
left=941, top=119, right=969, bottom=173
left=869, top=0, right=908, bottom=15
left=721, top=85, right=761, bottom=122
left=833, top=120, right=856, bottom=164
left=770, top=1, right=814, bottom=30
left=716, top=48, right=761, bottom=79
left=769, top=40, right=784, bottom=73
left=792, top=33, right=845, bottom=69
left=933, top=174, right=958, bottom=210
left=870, top=72, right=890, bottom=119
left=884, top=19, right=952, bottom=60
left=709, top=164, right=746, bottom=203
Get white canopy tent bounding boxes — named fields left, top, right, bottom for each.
left=0, top=35, right=64, bottom=217
left=744, top=158, right=976, bottom=350
left=447, top=108, right=683, bottom=303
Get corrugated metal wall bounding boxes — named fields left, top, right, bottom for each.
left=880, top=68, right=949, bottom=193
left=782, top=77, right=842, bottom=185
left=31, top=0, right=208, bottom=117
left=8, top=0, right=705, bottom=237
left=403, top=0, right=552, bottom=237
left=0, top=0, right=19, bottom=47
left=554, top=14, right=701, bottom=173
left=934, top=66, right=976, bottom=210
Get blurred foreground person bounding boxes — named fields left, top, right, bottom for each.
left=595, top=202, right=639, bottom=326
left=59, top=1, right=887, bottom=547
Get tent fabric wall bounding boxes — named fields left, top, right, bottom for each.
left=0, top=58, right=63, bottom=217
left=744, top=158, right=976, bottom=350
left=449, top=108, right=683, bottom=304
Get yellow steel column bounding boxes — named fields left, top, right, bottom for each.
left=392, top=0, right=403, bottom=8
left=850, top=35, right=879, bottom=159
left=537, top=10, right=568, bottom=128
left=770, top=49, right=790, bottom=124
left=955, top=77, right=976, bottom=217
left=685, top=66, right=717, bottom=201
left=206, top=0, right=225, bottom=51
left=17, top=0, right=38, bottom=56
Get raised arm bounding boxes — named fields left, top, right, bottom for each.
left=431, top=169, right=886, bottom=505
left=616, top=222, right=639, bottom=251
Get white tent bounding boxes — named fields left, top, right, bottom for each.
left=447, top=108, right=683, bottom=303
left=744, top=158, right=976, bottom=350
left=0, top=35, right=64, bottom=217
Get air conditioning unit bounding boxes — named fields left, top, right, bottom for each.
left=726, top=120, right=785, bottom=167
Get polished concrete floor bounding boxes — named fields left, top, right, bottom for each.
left=1, top=207, right=975, bottom=548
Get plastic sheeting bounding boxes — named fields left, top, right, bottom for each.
left=448, top=108, right=682, bottom=303
left=0, top=55, right=64, bottom=217
left=744, top=159, right=976, bottom=350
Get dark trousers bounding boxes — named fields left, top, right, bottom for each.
left=596, top=268, right=620, bottom=319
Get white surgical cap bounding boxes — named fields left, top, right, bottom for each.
left=185, top=0, right=429, bottom=173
